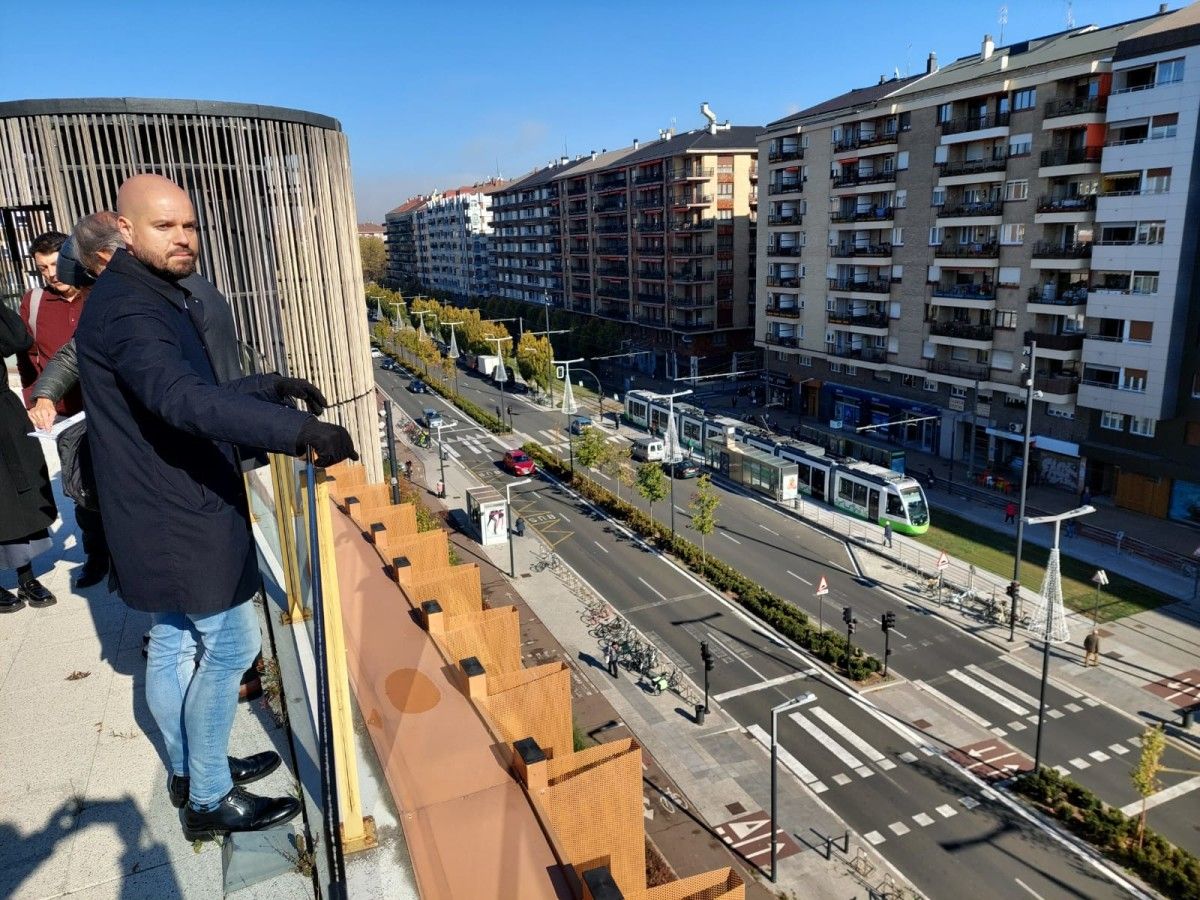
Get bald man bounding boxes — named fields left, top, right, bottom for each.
left=76, top=174, right=357, bottom=840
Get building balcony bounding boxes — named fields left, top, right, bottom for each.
left=768, top=147, right=804, bottom=163
left=1034, top=373, right=1080, bottom=398
left=765, top=275, right=801, bottom=288
left=940, top=111, right=1010, bottom=136
left=636, top=292, right=666, bottom=304
left=930, top=321, right=993, bottom=340
left=827, top=278, right=891, bottom=294
left=768, top=181, right=804, bottom=196
left=636, top=222, right=665, bottom=234
left=827, top=311, right=888, bottom=330
left=936, top=157, right=1008, bottom=180
left=1026, top=285, right=1089, bottom=312
left=765, top=304, right=802, bottom=318
left=594, top=222, right=628, bottom=235
left=765, top=334, right=800, bottom=348
left=937, top=200, right=1003, bottom=219
left=674, top=194, right=714, bottom=207
left=594, top=178, right=628, bottom=194
left=595, top=244, right=628, bottom=256
left=634, top=197, right=664, bottom=209
left=670, top=294, right=714, bottom=308
left=1031, top=241, right=1092, bottom=259
left=595, top=265, right=629, bottom=277
left=1079, top=378, right=1145, bottom=395
left=766, top=244, right=803, bottom=257
left=831, top=170, right=895, bottom=189
left=933, top=243, right=1000, bottom=263
left=1043, top=96, right=1107, bottom=119
left=928, top=358, right=989, bottom=380
left=833, top=132, right=898, bottom=154
left=1024, top=330, right=1084, bottom=353
left=829, top=206, right=893, bottom=224
left=637, top=269, right=665, bottom=281
left=830, top=243, right=893, bottom=261
left=930, top=284, right=996, bottom=308
left=671, top=244, right=714, bottom=258
left=633, top=171, right=664, bottom=185
left=826, top=344, right=888, bottom=361
left=672, top=219, right=715, bottom=232
left=596, top=286, right=630, bottom=300
left=637, top=245, right=664, bottom=256
left=671, top=319, right=714, bottom=332
left=1034, top=194, right=1096, bottom=225
left=567, top=184, right=588, bottom=196
left=592, top=200, right=628, bottom=213
left=1038, top=147, right=1102, bottom=174
left=671, top=269, right=710, bottom=284
left=768, top=213, right=804, bottom=226
left=672, top=167, right=714, bottom=181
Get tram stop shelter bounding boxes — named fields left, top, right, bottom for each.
left=705, top=437, right=799, bottom=502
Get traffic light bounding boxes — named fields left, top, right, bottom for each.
left=847, top=619, right=856, bottom=635
left=700, top=641, right=714, bottom=672
left=882, top=611, right=897, bottom=632
left=842, top=606, right=853, bottom=626
left=1007, top=581, right=1020, bottom=599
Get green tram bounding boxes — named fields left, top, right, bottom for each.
left=623, top=389, right=930, bottom=535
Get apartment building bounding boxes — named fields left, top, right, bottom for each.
left=757, top=5, right=1200, bottom=519
left=490, top=111, right=761, bottom=376
left=411, top=180, right=503, bottom=298
left=384, top=196, right=427, bottom=288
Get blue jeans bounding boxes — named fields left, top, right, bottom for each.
left=145, top=600, right=261, bottom=810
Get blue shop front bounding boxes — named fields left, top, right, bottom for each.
left=818, top=383, right=943, bottom=455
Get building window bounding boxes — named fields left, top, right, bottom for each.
left=717, top=182, right=734, bottom=196
left=1157, top=58, right=1185, bottom=85
left=1193, top=372, right=1200, bottom=399
left=928, top=226, right=943, bottom=246
left=897, top=151, right=910, bottom=170
left=994, top=310, right=1017, bottom=329
left=1137, top=221, right=1165, bottom=244
left=892, top=227, right=904, bottom=246
left=1131, top=271, right=1159, bottom=294
left=924, top=378, right=939, bottom=392
left=1000, top=223, right=1025, bottom=245
left=1146, top=167, right=1171, bottom=193
left=950, top=385, right=968, bottom=399
left=1047, top=405, right=1076, bottom=420
left=1100, top=411, right=1124, bottom=431
left=829, top=361, right=843, bottom=373
left=717, top=209, right=733, bottom=220
left=1005, top=179, right=1028, bottom=201
left=1129, top=416, right=1156, bottom=437
left=998, top=266, right=1021, bottom=286
left=899, top=112, right=912, bottom=131
left=895, top=189, right=907, bottom=208
left=937, top=103, right=953, bottom=124
left=1008, top=133, right=1033, bottom=156
left=798, top=354, right=813, bottom=366
left=932, top=186, right=946, bottom=207
left=1128, top=320, right=1153, bottom=342
left=1013, top=88, right=1037, bottom=111
left=1151, top=113, right=1178, bottom=140
left=845, top=365, right=858, bottom=375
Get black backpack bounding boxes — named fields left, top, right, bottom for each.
left=56, top=420, right=98, bottom=511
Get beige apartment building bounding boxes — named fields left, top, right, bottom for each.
left=491, top=112, right=761, bottom=377
left=758, top=5, right=1200, bottom=520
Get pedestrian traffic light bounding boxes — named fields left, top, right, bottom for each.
left=700, top=640, right=714, bottom=672
left=882, top=611, right=896, bottom=632
left=1007, top=581, right=1020, bottom=599
left=847, top=618, right=856, bottom=635
left=842, top=606, right=853, bottom=625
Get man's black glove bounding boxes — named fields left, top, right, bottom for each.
left=296, top=419, right=359, bottom=468
left=275, top=377, right=329, bottom=415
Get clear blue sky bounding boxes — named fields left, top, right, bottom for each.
left=0, top=0, right=1152, bottom=221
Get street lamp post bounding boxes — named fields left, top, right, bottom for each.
left=417, top=311, right=439, bottom=376
left=770, top=693, right=815, bottom=882
left=434, top=421, right=456, bottom=499
left=1010, top=341, right=1039, bottom=642
left=1089, top=568, right=1109, bottom=627
left=505, top=478, right=532, bottom=577
left=485, top=334, right=513, bottom=430
left=657, top=389, right=692, bottom=543
left=442, top=319, right=462, bottom=397
left=383, top=401, right=400, bottom=504
left=573, top=367, right=608, bottom=428
left=1024, top=504, right=1095, bottom=770
left=554, top=357, right=584, bottom=474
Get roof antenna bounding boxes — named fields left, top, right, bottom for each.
left=999, top=5, right=1008, bottom=45
left=1065, top=0, right=1075, bottom=28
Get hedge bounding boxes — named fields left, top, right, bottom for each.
left=1014, top=768, right=1200, bottom=899
left=523, top=443, right=883, bottom=682
left=381, top=348, right=510, bottom=434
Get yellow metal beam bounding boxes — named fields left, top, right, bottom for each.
left=269, top=454, right=310, bottom=625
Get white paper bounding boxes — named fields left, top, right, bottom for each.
left=28, top=410, right=86, bottom=441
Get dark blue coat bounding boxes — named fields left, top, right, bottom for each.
left=76, top=250, right=311, bottom=614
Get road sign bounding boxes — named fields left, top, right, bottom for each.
left=555, top=364, right=566, bottom=379
left=815, top=575, right=829, bottom=596
left=936, top=551, right=949, bottom=571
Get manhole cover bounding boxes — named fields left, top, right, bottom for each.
left=913, top=718, right=933, bottom=730
left=726, top=801, right=746, bottom=815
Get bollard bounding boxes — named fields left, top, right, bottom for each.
left=1183, top=708, right=1195, bottom=730
left=695, top=703, right=706, bottom=725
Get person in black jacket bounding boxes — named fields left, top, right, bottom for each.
left=0, top=303, right=58, bottom=612
left=76, top=174, right=357, bottom=840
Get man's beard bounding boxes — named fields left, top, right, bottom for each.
left=132, top=244, right=198, bottom=280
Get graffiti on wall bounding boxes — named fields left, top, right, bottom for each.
left=1039, top=454, right=1079, bottom=489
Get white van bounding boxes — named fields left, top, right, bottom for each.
left=631, top=436, right=665, bottom=462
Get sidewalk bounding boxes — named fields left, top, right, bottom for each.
left=0, top=432, right=312, bottom=899
left=413, top=427, right=918, bottom=900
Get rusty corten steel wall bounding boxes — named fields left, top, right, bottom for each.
left=0, top=98, right=381, bottom=480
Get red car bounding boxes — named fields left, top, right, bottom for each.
left=503, top=449, right=536, bottom=477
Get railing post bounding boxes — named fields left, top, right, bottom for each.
left=269, top=454, right=309, bottom=624
left=312, top=469, right=377, bottom=855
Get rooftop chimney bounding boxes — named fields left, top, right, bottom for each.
left=700, top=101, right=717, bottom=134
left=560, top=155, right=568, bottom=166
left=981, top=34, right=994, bottom=60
left=633, top=138, right=639, bottom=149
left=1159, top=2, right=1168, bottom=11
left=927, top=51, right=938, bottom=74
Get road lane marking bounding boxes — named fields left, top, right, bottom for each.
left=1068, top=757, right=1090, bottom=770
left=559, top=512, right=570, bottom=523
left=847, top=694, right=927, bottom=748
left=637, top=577, right=668, bottom=602
left=864, top=830, right=885, bottom=845
left=747, top=724, right=827, bottom=793
left=913, top=812, right=934, bottom=827
left=1108, top=742, right=1130, bottom=755
left=788, top=710, right=870, bottom=775
left=914, top=680, right=992, bottom=728
left=935, top=804, right=957, bottom=818
left=810, top=706, right=887, bottom=765
left=1063, top=701, right=1083, bottom=713
left=1088, top=750, right=1110, bottom=762
left=705, top=632, right=769, bottom=681
left=887, top=821, right=909, bottom=836
left=719, top=531, right=742, bottom=544
left=1014, top=878, right=1048, bottom=900
left=786, top=570, right=811, bottom=586
left=1119, top=774, right=1200, bottom=816
left=964, top=664, right=1041, bottom=708
left=874, top=616, right=907, bottom=639
left=947, top=668, right=1029, bottom=716
left=712, top=671, right=807, bottom=703
left=593, top=541, right=609, bottom=554
left=758, top=524, right=780, bottom=536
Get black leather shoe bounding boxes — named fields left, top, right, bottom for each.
left=17, top=579, right=55, bottom=608
left=73, top=559, right=109, bottom=590
left=182, top=785, right=301, bottom=841
left=168, top=751, right=283, bottom=808
left=0, top=586, right=23, bottom=614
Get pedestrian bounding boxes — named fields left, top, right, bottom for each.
left=0, top=302, right=58, bottom=612
left=404, top=459, right=413, bottom=480
left=76, top=174, right=358, bottom=840
left=1065, top=519, right=1077, bottom=539
left=1004, top=501, right=1017, bottom=524
left=606, top=643, right=619, bottom=678
left=16, top=230, right=109, bottom=590
left=1083, top=629, right=1101, bottom=667
left=927, top=465, right=936, bottom=487
left=1081, top=487, right=1092, bottom=507
left=883, top=521, right=893, bottom=549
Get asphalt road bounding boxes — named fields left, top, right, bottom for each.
left=373, top=356, right=1146, bottom=900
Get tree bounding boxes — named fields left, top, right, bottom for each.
left=574, top=427, right=609, bottom=469
left=358, top=236, right=387, bottom=284
left=636, top=462, right=668, bottom=523
left=600, top=445, right=633, bottom=500
left=1131, top=725, right=1166, bottom=848
left=688, top=474, right=720, bottom=569
left=516, top=332, right=553, bottom=395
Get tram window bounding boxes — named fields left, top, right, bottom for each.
left=853, top=483, right=868, bottom=507
left=812, top=470, right=826, bottom=497
left=838, top=479, right=854, bottom=502
left=887, top=492, right=905, bottom=517
left=684, top=421, right=701, bottom=442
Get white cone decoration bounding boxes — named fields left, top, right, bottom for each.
left=494, top=354, right=508, bottom=384
left=418, top=317, right=427, bottom=339
left=560, top=376, right=578, bottom=415
left=664, top=413, right=683, bottom=463
left=1027, top=547, right=1070, bottom=643
left=447, top=327, right=459, bottom=360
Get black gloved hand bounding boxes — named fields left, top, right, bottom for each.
left=296, top=419, right=359, bottom=468
left=275, top=377, right=329, bottom=415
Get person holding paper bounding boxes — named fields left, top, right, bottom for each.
left=0, top=302, right=57, bottom=612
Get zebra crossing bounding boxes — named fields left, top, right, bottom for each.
left=443, top=433, right=493, bottom=457
left=919, top=663, right=1098, bottom=737
left=746, top=702, right=938, bottom=795
left=534, top=428, right=630, bottom=452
